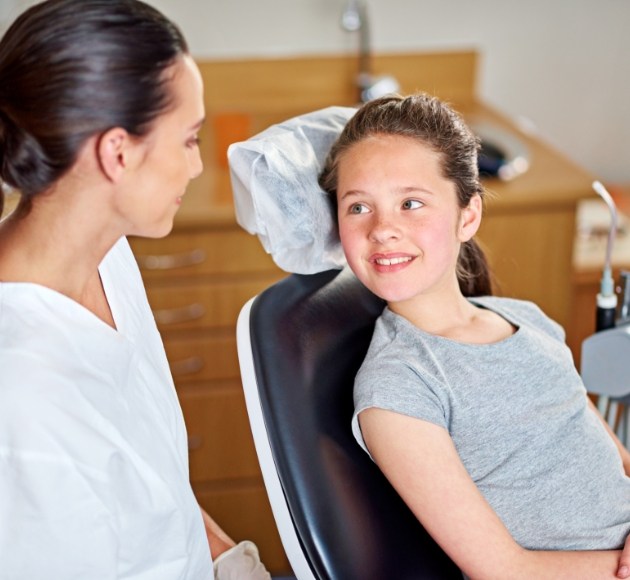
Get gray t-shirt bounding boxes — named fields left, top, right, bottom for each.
left=352, top=296, right=630, bottom=550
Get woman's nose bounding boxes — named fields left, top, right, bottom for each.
left=189, top=148, right=203, bottom=180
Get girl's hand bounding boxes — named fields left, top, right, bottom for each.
left=618, top=535, right=630, bottom=578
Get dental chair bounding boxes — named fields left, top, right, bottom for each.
left=236, top=267, right=462, bottom=580
left=230, top=105, right=461, bottom=579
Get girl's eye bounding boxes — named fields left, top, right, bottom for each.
left=349, top=203, right=369, bottom=214
left=402, top=199, right=423, bottom=210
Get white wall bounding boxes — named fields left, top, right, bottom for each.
left=2, top=0, right=629, bottom=182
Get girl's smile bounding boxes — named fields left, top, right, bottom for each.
left=370, top=252, right=416, bottom=272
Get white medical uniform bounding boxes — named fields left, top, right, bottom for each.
left=0, top=237, right=213, bottom=580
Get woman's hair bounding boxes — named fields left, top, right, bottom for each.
left=319, top=93, right=493, bottom=297
left=0, top=0, right=189, bottom=216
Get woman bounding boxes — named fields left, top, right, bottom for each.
left=320, top=93, right=630, bottom=579
left=0, top=1, right=269, bottom=578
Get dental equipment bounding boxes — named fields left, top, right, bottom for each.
left=619, top=271, right=630, bottom=324
left=592, top=180, right=618, bottom=331
left=581, top=184, right=630, bottom=444
left=340, top=0, right=400, bottom=103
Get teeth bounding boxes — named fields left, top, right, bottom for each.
left=375, top=256, right=412, bottom=266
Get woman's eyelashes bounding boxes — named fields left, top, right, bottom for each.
left=186, top=135, right=201, bottom=149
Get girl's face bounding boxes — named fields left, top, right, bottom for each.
left=336, top=134, right=481, bottom=308
left=114, top=55, right=205, bottom=238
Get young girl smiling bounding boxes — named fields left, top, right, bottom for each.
left=320, top=93, right=630, bottom=579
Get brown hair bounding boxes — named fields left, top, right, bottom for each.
left=0, top=0, right=188, bottom=217
left=319, top=93, right=493, bottom=297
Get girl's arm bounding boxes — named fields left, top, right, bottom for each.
left=588, top=397, right=630, bottom=476
left=360, top=407, right=623, bottom=580
left=587, top=397, right=630, bottom=578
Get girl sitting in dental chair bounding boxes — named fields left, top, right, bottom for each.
left=319, top=93, right=630, bottom=579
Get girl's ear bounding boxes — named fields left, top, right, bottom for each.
left=458, top=193, right=483, bottom=242
left=96, top=127, right=133, bottom=183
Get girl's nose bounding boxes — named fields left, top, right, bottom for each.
left=369, top=217, right=401, bottom=244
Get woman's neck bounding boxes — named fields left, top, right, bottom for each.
left=0, top=188, right=120, bottom=327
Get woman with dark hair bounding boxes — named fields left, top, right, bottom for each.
left=0, top=1, right=269, bottom=578
left=320, top=93, right=630, bottom=579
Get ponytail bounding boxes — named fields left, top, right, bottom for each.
left=457, top=238, right=493, bottom=297
left=0, top=0, right=188, bottom=201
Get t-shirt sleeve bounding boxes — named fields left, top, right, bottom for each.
left=351, top=355, right=449, bottom=460
left=0, top=451, right=118, bottom=580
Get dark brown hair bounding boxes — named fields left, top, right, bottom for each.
left=0, top=0, right=188, bottom=216
left=319, top=93, right=493, bottom=297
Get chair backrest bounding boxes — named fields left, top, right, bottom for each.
left=236, top=268, right=461, bottom=580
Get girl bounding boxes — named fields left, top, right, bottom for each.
left=0, top=1, right=269, bottom=578
left=320, top=93, right=630, bottom=579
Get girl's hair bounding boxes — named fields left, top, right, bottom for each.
left=0, top=0, right=189, bottom=216
left=319, top=93, right=493, bottom=297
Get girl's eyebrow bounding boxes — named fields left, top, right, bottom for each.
left=397, top=186, right=434, bottom=196
left=339, top=189, right=364, bottom=201
left=340, top=186, right=434, bottom=201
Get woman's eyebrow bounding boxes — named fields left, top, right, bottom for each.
left=189, top=117, right=205, bottom=131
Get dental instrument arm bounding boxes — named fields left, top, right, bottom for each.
left=592, top=181, right=619, bottom=331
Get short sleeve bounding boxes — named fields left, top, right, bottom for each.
left=351, top=356, right=449, bottom=459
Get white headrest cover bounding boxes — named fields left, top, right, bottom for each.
left=229, top=106, right=356, bottom=274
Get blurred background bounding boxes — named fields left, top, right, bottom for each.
left=2, top=0, right=626, bottom=183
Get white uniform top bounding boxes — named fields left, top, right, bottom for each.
left=0, top=237, right=213, bottom=580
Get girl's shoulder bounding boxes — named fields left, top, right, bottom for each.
left=471, top=295, right=565, bottom=340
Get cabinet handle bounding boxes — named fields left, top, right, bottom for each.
left=136, top=249, right=206, bottom=270
left=154, top=303, right=205, bottom=325
left=171, top=356, right=205, bottom=377
left=187, top=434, right=203, bottom=450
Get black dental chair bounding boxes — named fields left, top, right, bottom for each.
left=236, top=267, right=461, bottom=580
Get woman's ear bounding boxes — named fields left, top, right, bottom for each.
left=96, top=127, right=132, bottom=183
left=458, top=193, right=483, bottom=242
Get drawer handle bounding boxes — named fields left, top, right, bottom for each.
left=171, top=356, right=205, bottom=377
left=154, top=303, right=205, bottom=325
left=187, top=434, right=203, bottom=450
left=136, top=249, right=206, bottom=270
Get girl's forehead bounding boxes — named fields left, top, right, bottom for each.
left=342, top=134, right=438, bottom=161
left=338, top=134, right=443, bottom=175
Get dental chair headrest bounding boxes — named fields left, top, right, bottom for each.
left=228, top=106, right=356, bottom=274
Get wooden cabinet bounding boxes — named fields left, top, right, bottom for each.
left=128, top=225, right=288, bottom=573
